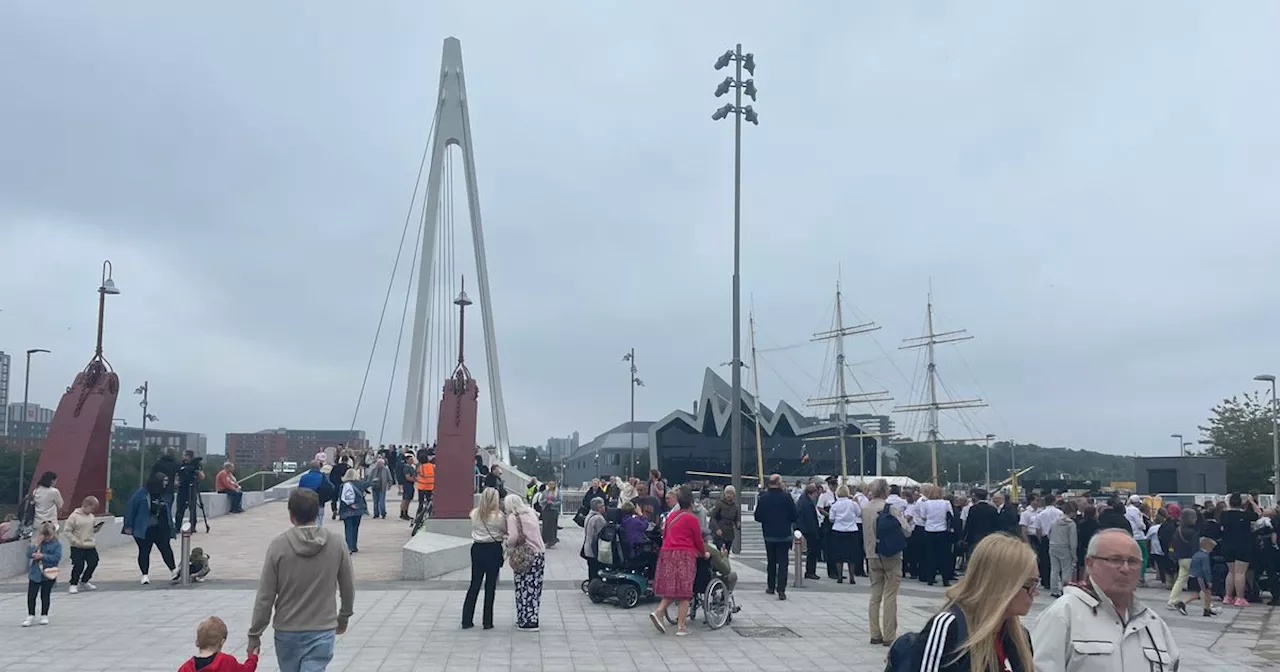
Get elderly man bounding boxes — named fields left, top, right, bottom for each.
left=1032, top=528, right=1179, bottom=671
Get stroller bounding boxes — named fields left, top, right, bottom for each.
left=586, top=523, right=661, bottom=609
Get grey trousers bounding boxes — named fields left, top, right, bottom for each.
left=1049, top=545, right=1075, bottom=593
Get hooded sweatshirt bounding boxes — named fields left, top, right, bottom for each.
left=247, top=525, right=354, bottom=652
left=1048, top=513, right=1077, bottom=556
left=63, top=507, right=98, bottom=548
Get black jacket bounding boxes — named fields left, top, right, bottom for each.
left=917, top=607, right=1032, bottom=672
left=964, top=501, right=1001, bottom=547
left=753, top=488, right=798, bottom=543
left=996, top=504, right=1020, bottom=536
left=1097, top=508, right=1130, bottom=533
left=797, top=496, right=820, bottom=538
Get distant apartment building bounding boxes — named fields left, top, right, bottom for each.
left=0, top=351, right=10, bottom=436
left=225, top=428, right=368, bottom=469
left=5, top=402, right=55, bottom=439
left=110, top=425, right=208, bottom=457
left=545, top=431, right=580, bottom=462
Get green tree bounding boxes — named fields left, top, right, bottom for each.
left=1199, top=392, right=1274, bottom=492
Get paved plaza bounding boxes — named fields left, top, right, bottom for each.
left=2, top=497, right=1278, bottom=670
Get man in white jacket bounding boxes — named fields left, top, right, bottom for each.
left=1032, top=528, right=1179, bottom=671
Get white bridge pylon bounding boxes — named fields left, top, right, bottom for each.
left=401, top=37, right=510, bottom=464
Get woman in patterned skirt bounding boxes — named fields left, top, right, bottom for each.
left=503, top=494, right=546, bottom=632
left=649, top=486, right=708, bottom=636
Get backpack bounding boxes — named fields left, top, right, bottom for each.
left=17, top=494, right=36, bottom=527
left=886, top=607, right=967, bottom=672
left=315, top=478, right=336, bottom=505
left=875, top=506, right=907, bottom=558
left=596, top=521, right=619, bottom=566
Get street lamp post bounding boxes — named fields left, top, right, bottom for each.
left=984, top=433, right=995, bottom=490
left=1170, top=433, right=1184, bottom=457
left=712, top=44, right=759, bottom=503
left=17, top=348, right=51, bottom=502
left=135, top=382, right=158, bottom=490
left=1254, top=374, right=1280, bottom=500
left=1009, top=437, right=1019, bottom=501
left=96, top=261, right=121, bottom=508
left=622, top=349, right=643, bottom=479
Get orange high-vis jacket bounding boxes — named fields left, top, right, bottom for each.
left=416, top=463, right=436, bottom=491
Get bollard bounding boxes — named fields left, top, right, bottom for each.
left=179, top=521, right=192, bottom=586
left=792, top=530, right=804, bottom=588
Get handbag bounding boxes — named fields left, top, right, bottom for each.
left=507, top=514, right=535, bottom=574
left=41, top=566, right=59, bottom=581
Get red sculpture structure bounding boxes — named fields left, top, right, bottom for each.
left=430, top=282, right=481, bottom=521
left=31, top=262, right=121, bottom=516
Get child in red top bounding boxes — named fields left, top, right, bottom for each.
left=178, top=616, right=258, bottom=672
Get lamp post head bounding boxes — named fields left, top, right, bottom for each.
left=1255, top=374, right=1276, bottom=383
left=1170, top=433, right=1182, bottom=439
left=99, top=260, right=120, bottom=295
left=26, top=348, right=50, bottom=356
left=454, top=289, right=472, bottom=307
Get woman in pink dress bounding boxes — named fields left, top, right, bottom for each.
left=649, top=486, right=708, bottom=636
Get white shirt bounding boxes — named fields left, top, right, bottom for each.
left=830, top=497, right=862, bottom=532
left=922, top=499, right=951, bottom=532
left=960, top=501, right=973, bottom=523
left=854, top=492, right=870, bottom=508
left=1020, top=506, right=1041, bottom=535
left=790, top=486, right=804, bottom=502
left=885, top=494, right=908, bottom=514
left=817, top=489, right=837, bottom=524
left=908, top=496, right=928, bottom=527
left=1124, top=505, right=1145, bottom=536
left=1036, top=506, right=1063, bottom=537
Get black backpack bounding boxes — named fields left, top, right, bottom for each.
left=315, top=478, right=336, bottom=505
left=886, top=607, right=967, bottom=672
left=875, top=506, right=907, bottom=558
left=17, top=494, right=36, bottom=527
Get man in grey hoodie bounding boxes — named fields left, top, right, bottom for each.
left=248, top=488, right=355, bottom=671
left=1047, top=500, right=1078, bottom=597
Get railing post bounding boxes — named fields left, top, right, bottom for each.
left=792, top=530, right=804, bottom=588
left=179, top=521, right=192, bottom=586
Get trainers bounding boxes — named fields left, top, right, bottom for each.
left=21, top=616, right=34, bottom=627
left=69, top=585, right=78, bottom=594
left=38, top=616, right=48, bottom=626
left=81, top=582, right=97, bottom=591
left=140, top=574, right=150, bottom=585
left=1174, top=602, right=1187, bottom=616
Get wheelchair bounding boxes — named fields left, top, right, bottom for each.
left=663, top=558, right=736, bottom=630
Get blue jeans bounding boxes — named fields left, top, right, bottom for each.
left=372, top=489, right=387, bottom=518
left=274, top=629, right=334, bottom=672
left=343, top=515, right=361, bottom=552
left=220, top=489, right=243, bottom=513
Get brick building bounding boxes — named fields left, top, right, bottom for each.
left=225, top=428, right=368, bottom=469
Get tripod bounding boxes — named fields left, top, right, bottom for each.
left=175, top=475, right=210, bottom=533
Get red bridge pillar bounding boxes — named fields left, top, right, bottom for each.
left=30, top=363, right=118, bottom=518
left=431, top=373, right=479, bottom=520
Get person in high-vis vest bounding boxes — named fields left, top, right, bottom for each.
left=415, top=453, right=436, bottom=519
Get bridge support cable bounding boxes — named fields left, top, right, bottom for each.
left=348, top=100, right=442, bottom=437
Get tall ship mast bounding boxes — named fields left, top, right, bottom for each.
left=807, top=279, right=893, bottom=479
left=893, top=291, right=988, bottom=483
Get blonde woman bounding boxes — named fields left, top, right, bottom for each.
left=901, top=533, right=1037, bottom=671
left=462, top=488, right=506, bottom=630
left=24, top=521, right=63, bottom=626
left=503, top=494, right=546, bottom=632
left=828, top=485, right=861, bottom=585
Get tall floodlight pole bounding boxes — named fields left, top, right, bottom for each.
left=712, top=44, right=759, bottom=502
left=984, top=433, right=995, bottom=490
left=1254, top=374, right=1280, bottom=499
left=622, top=349, right=643, bottom=478
left=18, top=348, right=50, bottom=501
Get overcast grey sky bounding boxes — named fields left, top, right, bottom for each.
left=2, top=2, right=1277, bottom=458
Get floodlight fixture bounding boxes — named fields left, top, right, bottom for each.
left=742, top=106, right=759, bottom=125
left=742, top=53, right=756, bottom=76
left=715, top=77, right=733, bottom=97
left=712, top=104, right=734, bottom=121
left=743, top=79, right=758, bottom=101
left=714, top=50, right=734, bottom=70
